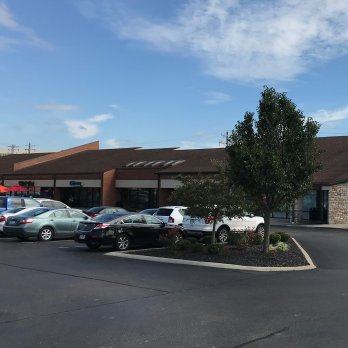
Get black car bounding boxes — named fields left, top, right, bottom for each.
left=75, top=213, right=181, bottom=251
left=83, top=206, right=128, bottom=218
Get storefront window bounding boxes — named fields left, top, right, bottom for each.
left=120, top=188, right=158, bottom=211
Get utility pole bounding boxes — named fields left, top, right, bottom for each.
left=25, top=142, right=35, bottom=154
left=8, top=144, right=19, bottom=154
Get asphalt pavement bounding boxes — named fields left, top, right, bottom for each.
left=0, top=224, right=348, bottom=348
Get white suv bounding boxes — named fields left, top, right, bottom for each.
left=182, top=214, right=265, bottom=243
left=154, top=206, right=188, bottom=225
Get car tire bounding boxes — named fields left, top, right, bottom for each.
left=114, top=234, right=130, bottom=251
left=256, top=224, right=265, bottom=238
left=217, top=226, right=229, bottom=243
left=38, top=226, right=54, bottom=241
left=87, top=242, right=101, bottom=250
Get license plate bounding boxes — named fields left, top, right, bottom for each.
left=8, top=221, right=16, bottom=225
left=79, top=235, right=86, bottom=240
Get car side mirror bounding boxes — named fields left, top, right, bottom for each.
left=160, top=221, right=166, bottom=227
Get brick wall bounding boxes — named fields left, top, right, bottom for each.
left=329, top=183, right=348, bottom=224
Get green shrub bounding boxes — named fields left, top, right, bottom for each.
left=228, top=233, right=241, bottom=245
left=174, top=239, right=191, bottom=251
left=236, top=234, right=248, bottom=250
left=187, top=237, right=199, bottom=244
left=270, top=233, right=281, bottom=245
left=200, top=236, right=212, bottom=245
left=206, top=244, right=221, bottom=254
left=191, top=242, right=204, bottom=253
left=278, top=232, right=291, bottom=243
left=269, top=241, right=289, bottom=252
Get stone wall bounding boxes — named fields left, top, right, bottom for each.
left=329, top=183, right=348, bottom=224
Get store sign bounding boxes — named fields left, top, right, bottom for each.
left=69, top=181, right=82, bottom=187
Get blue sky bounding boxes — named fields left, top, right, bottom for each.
left=1, top=0, right=348, bottom=153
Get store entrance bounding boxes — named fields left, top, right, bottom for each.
left=60, top=187, right=101, bottom=209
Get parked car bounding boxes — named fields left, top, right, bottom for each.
left=0, top=207, right=27, bottom=234
left=83, top=206, right=128, bottom=218
left=154, top=206, right=188, bottom=225
left=182, top=213, right=265, bottom=243
left=34, top=198, right=70, bottom=209
left=139, top=208, right=158, bottom=215
left=75, top=213, right=181, bottom=251
left=3, top=208, right=90, bottom=241
left=0, top=196, right=41, bottom=213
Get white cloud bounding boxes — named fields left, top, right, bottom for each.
left=36, top=104, right=80, bottom=112
left=311, top=105, right=348, bottom=125
left=64, top=120, right=98, bottom=139
left=0, top=2, right=50, bottom=51
left=64, top=113, right=114, bottom=139
left=205, top=91, right=231, bottom=105
left=104, top=138, right=122, bottom=148
left=86, top=0, right=348, bottom=82
left=88, top=113, right=113, bottom=122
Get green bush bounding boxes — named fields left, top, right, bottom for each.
left=175, top=239, right=191, bottom=251
left=269, top=241, right=289, bottom=252
left=206, top=244, right=221, bottom=254
left=278, top=232, right=291, bottom=243
left=228, top=233, right=241, bottom=245
left=236, top=234, right=248, bottom=250
left=270, top=233, right=281, bottom=245
left=200, top=236, right=212, bottom=245
left=187, top=237, right=199, bottom=244
left=191, top=243, right=204, bottom=253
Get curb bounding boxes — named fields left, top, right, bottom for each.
left=105, top=238, right=316, bottom=272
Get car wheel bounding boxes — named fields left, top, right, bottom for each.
left=256, top=224, right=265, bottom=238
left=38, top=227, right=54, bottom=241
left=217, top=226, right=229, bottom=243
left=114, top=234, right=130, bottom=251
left=86, top=242, right=101, bottom=250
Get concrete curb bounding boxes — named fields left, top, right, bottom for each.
left=105, top=238, right=316, bottom=272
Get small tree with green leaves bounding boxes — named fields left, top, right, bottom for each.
left=226, top=86, right=321, bottom=253
left=170, top=163, right=245, bottom=244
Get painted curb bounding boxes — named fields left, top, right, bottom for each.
left=105, top=238, right=316, bottom=272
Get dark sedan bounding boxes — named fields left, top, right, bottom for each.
left=75, top=213, right=181, bottom=251
left=83, top=206, right=128, bottom=218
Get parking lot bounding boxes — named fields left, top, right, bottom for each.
left=1, top=225, right=348, bottom=347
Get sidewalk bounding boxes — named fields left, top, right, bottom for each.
left=271, top=218, right=348, bottom=229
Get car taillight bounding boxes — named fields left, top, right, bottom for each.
left=94, top=223, right=110, bottom=229
left=0, top=216, right=6, bottom=222
left=204, top=217, right=214, bottom=224
left=168, top=216, right=174, bottom=223
left=90, top=213, right=97, bottom=218
left=20, top=218, right=33, bottom=224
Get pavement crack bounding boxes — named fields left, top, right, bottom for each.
left=233, top=327, right=290, bottom=347
left=0, top=261, right=170, bottom=294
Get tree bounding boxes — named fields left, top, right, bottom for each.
left=225, top=86, right=321, bottom=253
left=170, top=163, right=245, bottom=244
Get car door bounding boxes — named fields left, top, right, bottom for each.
left=143, top=215, right=167, bottom=244
left=67, top=210, right=88, bottom=237
left=121, top=215, right=147, bottom=244
left=48, top=210, right=71, bottom=237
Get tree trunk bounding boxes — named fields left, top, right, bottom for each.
left=262, top=211, right=271, bottom=253
left=211, top=218, right=217, bottom=244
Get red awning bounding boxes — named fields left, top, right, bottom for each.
left=7, top=184, right=28, bottom=192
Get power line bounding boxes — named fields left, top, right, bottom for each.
left=8, top=144, right=19, bottom=155
left=25, top=142, right=35, bottom=154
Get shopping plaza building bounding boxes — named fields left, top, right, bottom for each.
left=1, top=136, right=348, bottom=224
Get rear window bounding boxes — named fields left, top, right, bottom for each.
left=24, top=198, right=41, bottom=208
left=23, top=208, right=51, bottom=217
left=156, top=208, right=173, bottom=216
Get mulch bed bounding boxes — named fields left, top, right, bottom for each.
left=128, top=239, right=309, bottom=267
